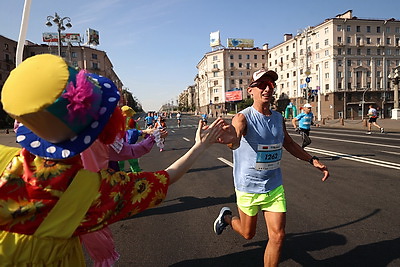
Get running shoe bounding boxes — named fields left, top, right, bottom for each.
left=366, top=131, right=372, bottom=135
left=380, top=128, right=384, bottom=133
left=214, top=207, right=232, bottom=235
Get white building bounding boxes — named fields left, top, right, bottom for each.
left=196, top=47, right=268, bottom=115
left=269, top=10, right=400, bottom=119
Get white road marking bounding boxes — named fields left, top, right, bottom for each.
left=381, top=150, right=400, bottom=156
left=183, top=137, right=190, bottom=142
left=310, top=136, right=400, bottom=149
left=218, top=157, right=233, bottom=168
left=305, top=147, right=400, bottom=170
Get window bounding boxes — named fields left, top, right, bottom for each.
left=325, top=39, right=329, bottom=46
left=377, top=38, right=381, bottom=44
left=239, top=79, right=243, bottom=84
left=377, top=71, right=381, bottom=77
left=347, top=60, right=352, bottom=66
left=337, top=36, right=342, bottom=43
left=338, top=82, right=342, bottom=89
left=347, top=36, right=351, bottom=44
left=367, top=71, right=371, bottom=77
left=213, top=72, right=218, bottom=77
left=213, top=55, right=218, bottom=60
left=338, top=59, right=342, bottom=66
left=367, top=60, right=371, bottom=66
left=357, top=60, right=361, bottom=66
left=366, top=38, right=371, bottom=44
left=92, top=62, right=99, bottom=69
left=213, top=64, right=218, bottom=69
left=325, top=73, right=329, bottom=79
left=386, top=38, right=391, bottom=45
left=348, top=82, right=352, bottom=89
left=71, top=52, right=77, bottom=58
left=254, top=63, right=258, bottom=68
left=4, top=43, right=9, bottom=50
left=230, top=55, right=234, bottom=59
left=337, top=25, right=342, bottom=31
left=231, top=79, right=234, bottom=84
left=366, top=26, right=371, bottom=33
left=386, top=26, right=390, bottom=33
left=377, top=26, right=381, bottom=33
left=316, top=53, right=320, bottom=59
left=230, top=71, right=234, bottom=76
left=357, top=49, right=361, bottom=55
left=356, top=37, right=361, bottom=45
left=377, top=49, right=381, bottom=55
left=377, top=59, right=381, bottom=66
left=324, top=62, right=329, bottom=68
left=338, top=48, right=342, bottom=55
left=338, top=71, right=342, bottom=78
left=246, top=63, right=251, bottom=69
left=238, top=55, right=242, bottom=59
left=254, top=55, right=258, bottom=59
left=316, top=43, right=319, bottom=49
left=325, top=50, right=329, bottom=56
left=214, top=97, right=219, bottom=102
left=238, top=63, right=243, bottom=68
left=230, top=63, right=234, bottom=68
left=356, top=26, right=361, bottom=32
left=213, top=88, right=218, bottom=92
left=91, top=53, right=98, bottom=59
left=347, top=25, right=351, bottom=32
left=347, top=48, right=352, bottom=55
left=396, top=27, right=400, bottom=33
left=387, top=49, right=392, bottom=55
left=287, top=73, right=289, bottom=78
left=367, top=49, right=371, bottom=55
left=261, top=55, right=265, bottom=59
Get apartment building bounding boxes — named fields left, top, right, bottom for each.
left=268, top=10, right=400, bottom=119
left=24, top=42, right=123, bottom=90
left=0, top=35, right=124, bottom=127
left=196, top=47, right=268, bottom=115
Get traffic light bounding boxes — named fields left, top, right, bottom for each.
left=303, top=88, right=307, bottom=99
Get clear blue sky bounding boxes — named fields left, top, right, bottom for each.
left=1, top=0, right=400, bottom=111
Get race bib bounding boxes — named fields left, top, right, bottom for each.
left=255, top=143, right=282, bottom=170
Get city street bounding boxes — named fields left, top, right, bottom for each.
left=106, top=115, right=400, bottom=266
left=1, top=115, right=399, bottom=266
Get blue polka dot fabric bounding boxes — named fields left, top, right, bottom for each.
left=16, top=74, right=120, bottom=159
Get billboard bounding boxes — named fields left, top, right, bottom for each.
left=225, top=89, right=243, bottom=102
left=42, top=32, right=81, bottom=43
left=210, top=31, right=221, bottom=47
left=227, top=38, right=254, bottom=48
left=86, top=28, right=100, bottom=46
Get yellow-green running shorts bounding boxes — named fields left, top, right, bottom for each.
left=235, top=185, right=286, bottom=216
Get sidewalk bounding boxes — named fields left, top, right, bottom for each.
left=314, top=118, right=400, bottom=133
left=220, top=113, right=400, bottom=133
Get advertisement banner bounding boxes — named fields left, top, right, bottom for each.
left=42, top=32, right=81, bottom=43
left=225, top=90, right=243, bottom=102
left=86, top=28, right=100, bottom=46
left=210, top=31, right=221, bottom=47
left=227, top=38, right=254, bottom=48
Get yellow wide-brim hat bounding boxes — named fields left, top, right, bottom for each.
left=1, top=54, right=120, bottom=159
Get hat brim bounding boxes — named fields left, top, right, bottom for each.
left=16, top=74, right=120, bottom=159
left=259, top=70, right=278, bottom=82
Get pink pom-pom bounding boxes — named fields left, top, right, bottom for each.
left=63, top=70, right=98, bottom=122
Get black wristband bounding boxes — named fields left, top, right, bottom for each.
left=309, top=156, right=319, bottom=165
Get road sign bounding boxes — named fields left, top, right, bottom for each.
left=305, top=77, right=311, bottom=83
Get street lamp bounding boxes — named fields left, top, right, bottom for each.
left=361, top=87, right=370, bottom=121
left=45, top=12, right=72, bottom=56
left=388, top=66, right=400, bottom=120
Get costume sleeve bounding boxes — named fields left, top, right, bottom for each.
left=76, top=170, right=170, bottom=235
left=109, top=135, right=155, bottom=161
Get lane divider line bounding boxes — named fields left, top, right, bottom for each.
left=218, top=157, right=233, bottom=168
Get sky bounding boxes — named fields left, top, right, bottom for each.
left=1, top=0, right=400, bottom=111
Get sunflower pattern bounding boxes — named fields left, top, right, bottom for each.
left=0, top=146, right=170, bottom=237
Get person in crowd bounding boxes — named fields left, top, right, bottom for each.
left=0, top=54, right=227, bottom=266
left=176, top=111, right=182, bottom=127
left=213, top=68, right=330, bottom=267
left=291, top=103, right=315, bottom=148
left=154, top=116, right=167, bottom=152
left=145, top=112, right=154, bottom=128
left=366, top=104, right=384, bottom=134
left=201, top=112, right=208, bottom=125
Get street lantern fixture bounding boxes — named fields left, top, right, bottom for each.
left=45, top=12, right=72, bottom=56
left=388, top=66, right=400, bottom=119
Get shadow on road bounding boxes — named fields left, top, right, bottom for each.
left=169, top=209, right=399, bottom=266
left=125, top=193, right=236, bottom=220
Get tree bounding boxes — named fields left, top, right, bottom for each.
left=121, top=88, right=143, bottom=112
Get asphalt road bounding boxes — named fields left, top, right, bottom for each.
left=1, top=115, right=399, bottom=266
left=103, top=115, right=400, bottom=267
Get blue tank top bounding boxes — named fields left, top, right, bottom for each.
left=233, top=107, right=284, bottom=193
left=296, top=112, right=313, bottom=130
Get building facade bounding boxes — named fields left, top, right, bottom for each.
left=195, top=47, right=268, bottom=116
left=268, top=10, right=400, bottom=120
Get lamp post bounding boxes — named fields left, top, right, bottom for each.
left=388, top=66, right=400, bottom=120
left=361, top=87, right=370, bottom=120
left=46, top=12, right=72, bottom=56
